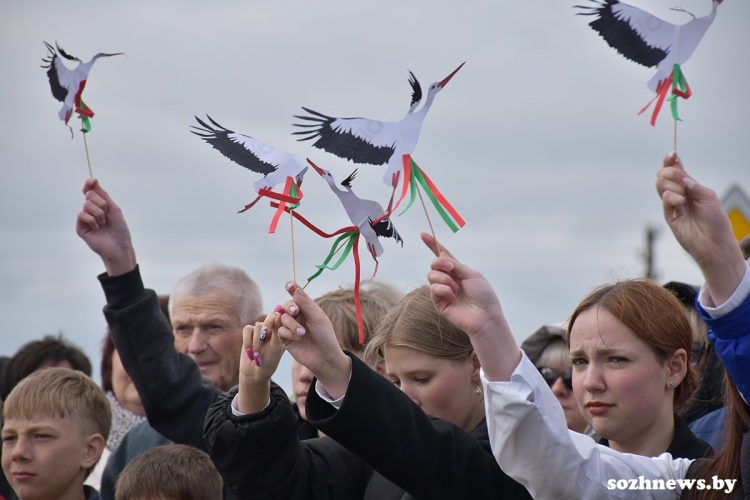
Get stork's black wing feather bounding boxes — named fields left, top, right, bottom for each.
left=191, top=116, right=276, bottom=176
left=341, top=169, right=358, bottom=188
left=408, top=71, right=422, bottom=108
left=575, top=0, right=668, bottom=68
left=42, top=42, right=67, bottom=102
left=369, top=217, right=403, bottom=246
left=293, top=107, right=395, bottom=166
left=55, top=42, right=79, bottom=62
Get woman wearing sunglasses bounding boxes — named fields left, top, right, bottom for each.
left=521, top=325, right=596, bottom=438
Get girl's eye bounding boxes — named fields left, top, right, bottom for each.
left=571, top=358, right=587, bottom=366
left=609, top=357, right=627, bottom=363
left=414, top=377, right=431, bottom=384
left=389, top=379, right=401, bottom=388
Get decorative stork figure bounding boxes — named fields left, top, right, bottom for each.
left=293, top=64, right=465, bottom=229
left=41, top=41, right=123, bottom=129
left=191, top=115, right=309, bottom=232
left=310, top=161, right=403, bottom=264
left=576, top=0, right=722, bottom=125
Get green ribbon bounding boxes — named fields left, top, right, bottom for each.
left=289, top=182, right=301, bottom=210
left=398, top=159, right=460, bottom=233
left=307, top=231, right=358, bottom=282
left=668, top=64, right=688, bottom=122
left=78, top=101, right=92, bottom=133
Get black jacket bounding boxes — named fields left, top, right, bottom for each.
left=204, top=353, right=531, bottom=499
left=98, top=267, right=237, bottom=500
left=599, top=414, right=713, bottom=460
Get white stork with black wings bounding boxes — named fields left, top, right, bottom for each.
left=309, top=161, right=403, bottom=262
left=191, top=116, right=308, bottom=212
left=576, top=0, right=722, bottom=92
left=41, top=41, right=123, bottom=126
left=293, top=63, right=464, bottom=191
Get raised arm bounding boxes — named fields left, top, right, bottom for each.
left=422, top=233, right=520, bottom=381
left=656, top=153, right=747, bottom=305
left=76, top=178, right=136, bottom=276
left=276, top=283, right=352, bottom=399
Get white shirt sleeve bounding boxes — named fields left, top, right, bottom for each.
left=231, top=394, right=271, bottom=416
left=314, top=380, right=345, bottom=410
left=481, top=352, right=693, bottom=500
left=698, top=263, right=750, bottom=318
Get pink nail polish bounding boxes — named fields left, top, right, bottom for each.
left=296, top=327, right=306, bottom=336
left=254, top=356, right=262, bottom=367
left=246, top=348, right=254, bottom=360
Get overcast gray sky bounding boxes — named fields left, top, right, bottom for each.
left=2, top=0, right=748, bottom=394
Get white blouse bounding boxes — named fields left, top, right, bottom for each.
left=481, top=354, right=693, bottom=500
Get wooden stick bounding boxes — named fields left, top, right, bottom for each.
left=417, top=184, right=441, bottom=255
left=82, top=119, right=93, bottom=178
left=290, top=209, right=297, bottom=284
left=672, top=119, right=678, bottom=220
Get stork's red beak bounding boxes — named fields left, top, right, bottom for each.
left=437, top=62, right=465, bottom=88
left=307, top=158, right=325, bottom=176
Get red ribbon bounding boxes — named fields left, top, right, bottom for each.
left=270, top=202, right=357, bottom=237
left=417, top=166, right=465, bottom=228
left=352, top=232, right=363, bottom=343
left=258, top=188, right=302, bottom=205
left=268, top=178, right=293, bottom=233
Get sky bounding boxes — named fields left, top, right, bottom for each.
left=1, top=0, right=748, bottom=395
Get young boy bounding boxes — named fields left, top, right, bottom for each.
left=114, top=444, right=223, bottom=500
left=1, top=368, right=110, bottom=500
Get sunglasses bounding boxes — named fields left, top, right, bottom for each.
left=690, top=341, right=706, bottom=367
left=539, top=367, right=573, bottom=391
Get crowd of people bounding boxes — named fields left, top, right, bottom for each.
left=1, top=151, right=748, bottom=500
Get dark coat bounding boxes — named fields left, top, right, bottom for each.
left=599, top=414, right=713, bottom=460
left=97, top=267, right=237, bottom=500
left=204, top=353, right=532, bottom=500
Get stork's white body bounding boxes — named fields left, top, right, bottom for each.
left=616, top=1, right=718, bottom=91
left=325, top=91, right=437, bottom=187
left=226, top=132, right=309, bottom=192
left=312, top=165, right=402, bottom=259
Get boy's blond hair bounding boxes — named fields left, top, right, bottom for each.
left=3, top=367, right=111, bottom=440
left=114, top=444, right=223, bottom=500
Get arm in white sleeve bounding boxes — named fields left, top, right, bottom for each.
left=481, top=352, right=693, bottom=500
left=698, top=263, right=750, bottom=318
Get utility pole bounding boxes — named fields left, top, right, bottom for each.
left=644, top=226, right=659, bottom=280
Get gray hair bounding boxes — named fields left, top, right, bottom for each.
left=169, top=263, right=263, bottom=325
left=535, top=338, right=570, bottom=370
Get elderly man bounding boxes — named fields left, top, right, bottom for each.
left=76, top=178, right=261, bottom=499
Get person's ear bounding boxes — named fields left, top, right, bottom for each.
left=469, top=350, right=481, bottom=384
left=81, top=433, right=106, bottom=470
left=666, top=348, right=688, bottom=389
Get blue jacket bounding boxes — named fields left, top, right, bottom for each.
left=697, top=278, right=750, bottom=400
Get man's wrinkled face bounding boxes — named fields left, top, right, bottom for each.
left=171, top=292, right=244, bottom=392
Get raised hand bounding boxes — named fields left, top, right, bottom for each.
left=656, top=153, right=746, bottom=304
left=76, top=178, right=136, bottom=276
left=276, top=282, right=351, bottom=400
left=237, top=312, right=286, bottom=414
left=423, top=233, right=520, bottom=381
